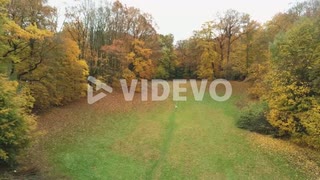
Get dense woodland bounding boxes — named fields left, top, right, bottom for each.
left=0, top=0, right=320, bottom=167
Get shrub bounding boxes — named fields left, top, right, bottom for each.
left=237, top=102, right=276, bottom=135
left=0, top=76, right=36, bottom=166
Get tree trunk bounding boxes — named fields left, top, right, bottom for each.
left=227, top=36, right=231, bottom=65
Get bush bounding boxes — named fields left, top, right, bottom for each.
left=0, top=76, right=36, bottom=166
left=237, top=102, right=276, bottom=135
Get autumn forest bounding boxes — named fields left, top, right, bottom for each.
left=1, top=0, right=320, bottom=178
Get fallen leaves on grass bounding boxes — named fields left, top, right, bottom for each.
left=248, top=133, right=320, bottom=178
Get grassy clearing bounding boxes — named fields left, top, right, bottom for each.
left=22, top=82, right=318, bottom=179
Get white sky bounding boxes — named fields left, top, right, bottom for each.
left=48, top=0, right=305, bottom=41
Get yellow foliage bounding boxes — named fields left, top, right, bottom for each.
left=3, top=21, right=52, bottom=41
left=298, top=103, right=320, bottom=148
left=122, top=68, right=136, bottom=83
left=0, top=76, right=36, bottom=164
left=264, top=18, right=320, bottom=148
left=248, top=62, right=270, bottom=99
left=125, top=39, right=154, bottom=80
left=133, top=58, right=153, bottom=80
left=25, top=24, right=53, bottom=40
left=196, top=40, right=217, bottom=80
left=265, top=72, right=313, bottom=134
left=25, top=35, right=89, bottom=110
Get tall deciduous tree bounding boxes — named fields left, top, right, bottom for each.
left=2, top=0, right=55, bottom=80
left=214, top=10, right=246, bottom=65
left=156, top=34, right=177, bottom=79
left=193, top=23, right=218, bottom=80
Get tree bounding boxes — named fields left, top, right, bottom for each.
left=8, top=0, right=57, bottom=30
left=196, top=40, right=217, bottom=80
left=175, top=39, right=198, bottom=79
left=126, top=39, right=154, bottom=80
left=0, top=76, right=36, bottom=165
left=156, top=34, right=177, bottom=79
left=214, top=10, right=246, bottom=65
left=289, top=0, right=320, bottom=18
left=0, top=1, right=37, bottom=166
left=25, top=34, right=89, bottom=110
left=265, top=18, right=320, bottom=148
left=64, top=0, right=159, bottom=83
left=264, top=12, right=298, bottom=43
left=0, top=0, right=9, bottom=71
left=193, top=23, right=218, bottom=80
left=241, top=15, right=260, bottom=74
left=1, top=0, right=55, bottom=80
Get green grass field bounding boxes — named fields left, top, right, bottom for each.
left=26, top=82, right=318, bottom=179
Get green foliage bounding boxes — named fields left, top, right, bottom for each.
left=155, top=65, right=169, bottom=79
left=0, top=76, right=36, bottom=165
left=155, top=34, right=177, bottom=79
left=237, top=102, right=276, bottom=135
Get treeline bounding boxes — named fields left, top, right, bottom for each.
left=52, top=1, right=268, bottom=83
left=62, top=1, right=177, bottom=83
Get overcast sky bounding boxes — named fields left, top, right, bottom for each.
left=48, top=0, right=304, bottom=41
